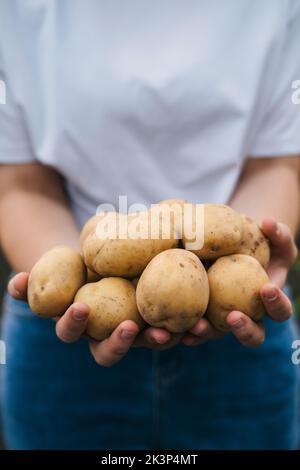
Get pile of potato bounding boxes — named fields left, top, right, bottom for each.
left=28, top=201, right=270, bottom=340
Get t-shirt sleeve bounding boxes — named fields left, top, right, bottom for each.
left=0, top=44, right=35, bottom=164
left=248, top=0, right=300, bottom=158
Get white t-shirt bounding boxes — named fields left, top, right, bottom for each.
left=0, top=0, right=300, bottom=227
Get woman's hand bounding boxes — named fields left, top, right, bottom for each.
left=7, top=272, right=181, bottom=366
left=181, top=216, right=297, bottom=348
left=7, top=215, right=297, bottom=363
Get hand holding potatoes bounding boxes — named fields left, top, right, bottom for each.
left=75, top=278, right=145, bottom=341
left=8, top=204, right=295, bottom=365
left=182, top=217, right=295, bottom=348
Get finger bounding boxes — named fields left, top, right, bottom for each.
left=261, top=218, right=297, bottom=260
left=227, top=311, right=265, bottom=348
left=260, top=283, right=292, bottom=322
left=188, top=317, right=224, bottom=340
left=181, top=318, right=224, bottom=346
left=7, top=272, right=29, bottom=300
left=90, top=320, right=139, bottom=367
left=267, top=264, right=288, bottom=288
left=134, top=329, right=182, bottom=350
left=155, top=333, right=183, bottom=350
left=181, top=333, right=207, bottom=346
left=133, top=327, right=172, bottom=347
left=55, top=302, right=89, bottom=343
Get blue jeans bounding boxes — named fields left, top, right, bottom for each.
left=0, top=294, right=298, bottom=450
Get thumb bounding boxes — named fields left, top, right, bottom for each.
left=7, top=272, right=29, bottom=300
left=261, top=218, right=297, bottom=262
left=267, top=263, right=288, bottom=287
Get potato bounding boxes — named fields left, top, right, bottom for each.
left=206, top=254, right=269, bottom=332
left=136, top=248, right=209, bottom=333
left=148, top=202, right=181, bottom=249
left=83, top=210, right=178, bottom=278
left=238, top=215, right=270, bottom=269
left=87, top=269, right=102, bottom=283
left=74, top=278, right=145, bottom=341
left=79, top=212, right=108, bottom=251
left=28, top=246, right=86, bottom=318
left=155, top=198, right=188, bottom=241
left=131, top=277, right=140, bottom=288
left=158, top=198, right=188, bottom=206
left=182, top=204, right=243, bottom=259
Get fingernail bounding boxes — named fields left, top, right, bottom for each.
left=195, top=331, right=207, bottom=339
left=232, top=319, right=244, bottom=330
left=263, top=288, right=277, bottom=302
left=73, top=310, right=87, bottom=321
left=149, top=336, right=159, bottom=344
left=120, top=329, right=135, bottom=340
left=153, top=336, right=167, bottom=345
left=14, top=288, right=21, bottom=297
left=191, top=325, right=205, bottom=336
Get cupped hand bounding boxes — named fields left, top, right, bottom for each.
left=7, top=272, right=180, bottom=367
left=181, top=216, right=297, bottom=348
left=8, top=217, right=296, bottom=364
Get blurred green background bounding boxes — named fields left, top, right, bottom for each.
left=0, top=235, right=299, bottom=450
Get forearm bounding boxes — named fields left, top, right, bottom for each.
left=230, top=157, right=300, bottom=235
left=0, top=163, right=80, bottom=272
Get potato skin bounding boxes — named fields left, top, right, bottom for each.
left=136, top=249, right=209, bottom=333
left=238, top=215, right=270, bottom=269
left=206, top=254, right=269, bottom=332
left=87, top=269, right=102, bottom=283
left=83, top=211, right=178, bottom=278
left=182, top=204, right=243, bottom=259
left=131, top=277, right=140, bottom=288
left=28, top=246, right=86, bottom=318
left=74, top=278, right=145, bottom=341
left=157, top=198, right=188, bottom=206
left=79, top=213, right=109, bottom=252
left=155, top=198, right=188, bottom=241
